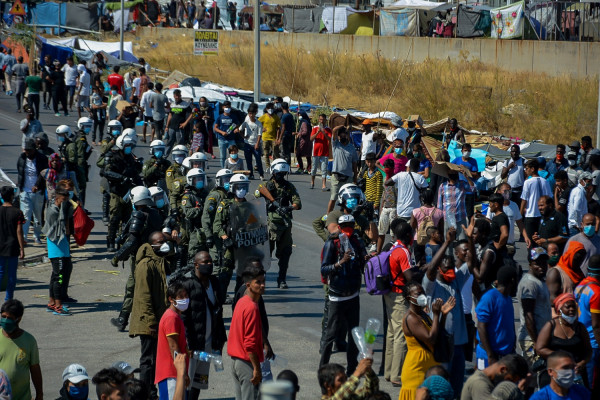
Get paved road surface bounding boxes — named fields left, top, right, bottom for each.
left=0, top=93, right=529, bottom=399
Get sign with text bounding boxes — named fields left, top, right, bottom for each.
left=194, top=30, right=219, bottom=56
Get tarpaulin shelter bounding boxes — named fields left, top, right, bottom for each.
left=282, top=5, right=323, bottom=33
left=1, top=38, right=29, bottom=63
left=456, top=4, right=492, bottom=38
left=30, top=2, right=98, bottom=34
left=321, top=6, right=351, bottom=33
left=490, top=1, right=525, bottom=39
left=340, top=9, right=379, bottom=35
left=381, top=0, right=445, bottom=36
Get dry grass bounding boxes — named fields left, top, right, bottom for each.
left=136, top=34, right=598, bottom=144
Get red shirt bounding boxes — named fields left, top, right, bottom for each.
left=389, top=241, right=414, bottom=293
left=155, top=308, right=187, bottom=383
left=311, top=126, right=332, bottom=157
left=107, top=73, right=124, bottom=95
left=379, top=153, right=408, bottom=175
left=227, top=295, right=263, bottom=363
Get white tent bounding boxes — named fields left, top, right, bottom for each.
left=78, top=39, right=133, bottom=55
left=385, top=0, right=446, bottom=11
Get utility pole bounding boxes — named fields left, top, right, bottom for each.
left=253, top=0, right=260, bottom=102
left=120, top=0, right=124, bottom=60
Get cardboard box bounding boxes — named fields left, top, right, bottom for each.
left=431, top=161, right=473, bottom=179
left=116, top=100, right=132, bottom=113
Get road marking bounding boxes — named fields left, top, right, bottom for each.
left=299, top=326, right=322, bottom=338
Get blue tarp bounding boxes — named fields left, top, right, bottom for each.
left=40, top=42, right=73, bottom=66
left=448, top=140, right=488, bottom=171
left=31, top=3, right=67, bottom=34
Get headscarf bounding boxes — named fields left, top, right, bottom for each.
left=0, top=369, right=12, bottom=400
left=420, top=376, right=453, bottom=400
left=556, top=241, right=586, bottom=285
left=553, top=292, right=576, bottom=314
left=47, top=153, right=62, bottom=188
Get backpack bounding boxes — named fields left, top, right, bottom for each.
left=416, top=207, right=435, bottom=246
left=364, top=243, right=400, bottom=295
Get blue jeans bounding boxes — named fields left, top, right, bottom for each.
left=19, top=191, right=44, bottom=241
left=218, top=138, right=236, bottom=168
left=0, top=256, right=18, bottom=301
left=586, top=347, right=600, bottom=395
left=243, top=143, right=263, bottom=177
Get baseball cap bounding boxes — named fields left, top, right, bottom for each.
left=24, top=139, right=36, bottom=150
left=62, top=364, right=89, bottom=383
left=570, top=140, right=581, bottom=148
left=528, top=247, right=547, bottom=262
left=362, top=119, right=373, bottom=126
left=111, top=361, right=140, bottom=375
left=338, top=214, right=355, bottom=224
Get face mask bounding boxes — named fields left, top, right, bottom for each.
left=0, top=317, right=17, bottom=333
left=196, top=263, right=213, bottom=276
left=340, top=226, right=354, bottom=237
left=154, top=151, right=164, bottom=159
left=224, top=183, right=230, bottom=191
left=502, top=191, right=511, bottom=200
left=195, top=181, right=204, bottom=190
left=174, top=298, right=190, bottom=312
left=384, top=167, right=394, bottom=178
left=111, top=90, right=117, bottom=96
left=438, top=267, right=456, bottom=283
left=236, top=188, right=247, bottom=198
left=230, top=153, right=238, bottom=159
left=553, top=368, right=575, bottom=389
left=394, top=147, right=402, bottom=155
left=112, top=130, right=121, bottom=137
left=58, top=136, right=66, bottom=143
left=83, top=126, right=91, bottom=134
left=200, top=101, right=207, bottom=107
left=69, top=191, right=74, bottom=199
left=568, top=159, right=576, bottom=167
left=463, top=151, right=471, bottom=158
left=408, top=127, right=416, bottom=133
left=69, top=385, right=89, bottom=400
left=267, top=109, right=273, bottom=115
left=224, top=107, right=231, bottom=114
left=345, top=198, right=358, bottom=211
left=556, top=153, right=564, bottom=161
left=413, top=152, right=421, bottom=158
left=561, top=311, right=577, bottom=325
left=174, top=156, right=185, bottom=164
left=124, top=147, right=132, bottom=155
left=410, top=294, right=428, bottom=307
left=548, top=255, right=560, bottom=266
left=155, top=199, right=165, bottom=209
left=584, top=225, right=596, bottom=237
left=153, top=242, right=171, bottom=255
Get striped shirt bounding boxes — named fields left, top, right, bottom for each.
left=437, top=180, right=473, bottom=223
left=363, top=169, right=383, bottom=206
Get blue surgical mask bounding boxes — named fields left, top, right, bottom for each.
left=230, top=153, right=238, bottom=159
left=68, top=385, right=89, bottom=400
left=174, top=156, right=185, bottom=164
left=236, top=188, right=247, bottom=198
left=156, top=199, right=165, bottom=209
left=112, top=130, right=121, bottom=137
left=83, top=127, right=91, bottom=134
left=195, top=181, right=204, bottom=190
left=224, top=183, right=230, bottom=191
left=0, top=317, right=17, bottom=333
left=69, top=191, right=74, bottom=199
left=584, top=225, right=596, bottom=237
left=58, top=136, right=66, bottom=143
left=124, top=147, right=132, bottom=155
left=394, top=147, right=402, bottom=155
left=346, top=198, right=358, bottom=210
left=154, top=151, right=164, bottom=159
left=111, top=90, right=117, bottom=96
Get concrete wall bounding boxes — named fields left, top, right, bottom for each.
left=138, top=27, right=600, bottom=78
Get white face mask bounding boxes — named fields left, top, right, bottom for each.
left=224, top=107, right=231, bottom=114
left=462, top=151, right=471, bottom=158
left=502, top=191, right=511, bottom=200
left=235, top=188, right=247, bottom=198
left=174, top=298, right=189, bottom=312
left=568, top=159, right=576, bottom=167
left=560, top=311, right=577, bottom=325
left=267, top=109, right=273, bottom=115
left=410, top=294, right=428, bottom=307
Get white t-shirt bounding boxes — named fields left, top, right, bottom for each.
left=503, top=157, right=525, bottom=189
left=521, top=176, right=552, bottom=218
left=392, top=171, right=429, bottom=218
left=79, top=72, right=91, bottom=96
left=361, top=132, right=376, bottom=160
left=108, top=94, right=123, bottom=120
left=486, top=200, right=522, bottom=244
left=132, top=77, right=141, bottom=97
left=140, top=91, right=153, bottom=117
left=240, top=116, right=263, bottom=146
left=62, top=64, right=78, bottom=86
left=24, top=158, right=37, bottom=192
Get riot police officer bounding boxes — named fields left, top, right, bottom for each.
left=142, top=140, right=171, bottom=188
left=102, top=131, right=143, bottom=251
left=110, top=186, right=166, bottom=331
left=257, top=158, right=301, bottom=289
left=97, top=120, right=123, bottom=224
left=74, top=117, right=94, bottom=205
left=202, top=168, right=233, bottom=295
left=56, top=124, right=79, bottom=182
left=165, top=144, right=188, bottom=211
left=181, top=168, right=209, bottom=263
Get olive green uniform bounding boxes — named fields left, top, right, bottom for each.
left=181, top=185, right=209, bottom=262
left=212, top=197, right=239, bottom=293
left=201, top=187, right=229, bottom=269
left=165, top=162, right=185, bottom=211
left=142, top=156, right=171, bottom=187
left=257, top=180, right=301, bottom=284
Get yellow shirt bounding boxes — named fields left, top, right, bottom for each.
left=258, top=114, right=281, bottom=141
left=0, top=329, right=40, bottom=400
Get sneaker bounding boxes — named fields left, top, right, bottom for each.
left=46, top=304, right=56, bottom=312
left=294, top=169, right=303, bottom=175
left=279, top=281, right=289, bottom=289
left=64, top=112, right=69, bottom=117
left=53, top=306, right=72, bottom=316
left=259, top=176, right=265, bottom=181
left=55, top=113, right=61, bottom=117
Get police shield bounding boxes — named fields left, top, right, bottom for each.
left=229, top=196, right=270, bottom=272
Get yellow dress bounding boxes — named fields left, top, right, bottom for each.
left=398, top=316, right=439, bottom=400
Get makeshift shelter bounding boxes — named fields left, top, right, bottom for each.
left=340, top=9, right=379, bottom=35
left=162, top=70, right=192, bottom=88
left=456, top=4, right=492, bottom=38
left=30, top=2, right=98, bottom=34
left=490, top=1, right=525, bottom=39
left=321, top=6, right=351, bottom=33
left=381, top=0, right=445, bottom=36
left=1, top=38, right=29, bottom=63
left=282, top=6, right=323, bottom=33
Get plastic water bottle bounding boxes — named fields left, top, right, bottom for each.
left=447, top=212, right=457, bottom=229
left=364, top=318, right=381, bottom=346
left=339, top=233, right=355, bottom=260
left=192, top=351, right=224, bottom=372
left=425, top=245, right=433, bottom=264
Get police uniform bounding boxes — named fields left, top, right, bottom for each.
left=142, top=155, right=171, bottom=188
left=181, top=185, right=209, bottom=262
left=166, top=162, right=185, bottom=211
left=213, top=197, right=238, bottom=293
left=201, top=186, right=229, bottom=269
left=97, top=137, right=118, bottom=223
left=258, top=179, right=302, bottom=285
left=73, top=131, right=92, bottom=204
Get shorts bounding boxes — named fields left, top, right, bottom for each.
left=378, top=207, right=397, bottom=235
left=66, top=85, right=76, bottom=97
left=152, top=118, right=165, bottom=130
left=311, top=156, right=328, bottom=178
left=157, top=378, right=176, bottom=400
left=143, top=115, right=154, bottom=124
left=77, top=95, right=89, bottom=109
left=330, top=173, right=351, bottom=201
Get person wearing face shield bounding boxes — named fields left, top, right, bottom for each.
left=327, top=126, right=359, bottom=214
left=70, top=117, right=94, bottom=206
left=181, top=169, right=209, bottom=263
left=256, top=159, right=302, bottom=288
left=181, top=251, right=227, bottom=400
left=128, top=231, right=171, bottom=400
left=143, top=140, right=171, bottom=188
left=529, top=350, right=591, bottom=400
left=165, top=145, right=188, bottom=211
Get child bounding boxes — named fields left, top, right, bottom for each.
left=224, top=144, right=244, bottom=171
left=425, top=226, right=442, bottom=264
left=362, top=152, right=383, bottom=213
left=90, top=85, right=107, bottom=145
left=376, top=158, right=397, bottom=253
left=190, top=120, right=205, bottom=155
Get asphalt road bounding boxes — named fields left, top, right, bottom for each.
left=0, top=92, right=529, bottom=399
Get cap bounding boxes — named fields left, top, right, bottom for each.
left=570, top=140, right=581, bottom=148
left=390, top=116, right=402, bottom=127
left=362, top=119, right=373, bottom=126
left=24, top=139, right=36, bottom=150
left=111, top=361, right=140, bottom=375
left=62, top=364, right=89, bottom=383
left=338, top=214, right=355, bottom=224
left=580, top=171, right=592, bottom=180
left=528, top=247, right=547, bottom=262
left=567, top=150, right=577, bottom=159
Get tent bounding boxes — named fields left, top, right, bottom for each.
left=340, top=10, right=379, bottom=35
left=321, top=6, right=351, bottom=33
left=78, top=39, right=137, bottom=62
left=380, top=9, right=419, bottom=36
left=385, top=0, right=445, bottom=11
left=456, top=4, right=492, bottom=38
left=282, top=6, right=323, bottom=33
left=1, top=38, right=29, bottom=63
left=490, top=1, right=525, bottom=39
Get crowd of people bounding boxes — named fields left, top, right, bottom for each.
left=1, top=46, right=600, bottom=400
